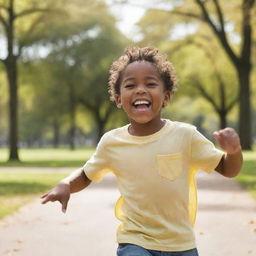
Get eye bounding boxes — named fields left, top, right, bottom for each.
left=147, top=83, right=157, bottom=87
left=125, top=84, right=135, bottom=89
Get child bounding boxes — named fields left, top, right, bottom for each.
left=41, top=46, right=242, bottom=256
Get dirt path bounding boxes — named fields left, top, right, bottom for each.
left=0, top=168, right=256, bottom=256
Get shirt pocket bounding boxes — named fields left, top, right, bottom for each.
left=156, top=153, right=183, bottom=181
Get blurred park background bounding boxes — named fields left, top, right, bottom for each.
left=0, top=0, right=256, bottom=219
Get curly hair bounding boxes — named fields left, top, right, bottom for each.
left=108, top=46, right=178, bottom=101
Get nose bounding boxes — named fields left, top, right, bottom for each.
left=135, top=84, right=147, bottom=94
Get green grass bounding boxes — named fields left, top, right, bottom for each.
left=0, top=147, right=95, bottom=167
left=0, top=147, right=95, bottom=219
left=236, top=151, right=256, bottom=197
left=0, top=172, right=68, bottom=219
left=0, top=148, right=255, bottom=220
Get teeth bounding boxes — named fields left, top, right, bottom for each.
left=134, top=100, right=150, bottom=106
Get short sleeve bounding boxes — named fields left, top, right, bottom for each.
left=190, top=128, right=224, bottom=173
left=82, top=133, right=111, bottom=182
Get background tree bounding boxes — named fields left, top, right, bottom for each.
left=0, top=0, right=67, bottom=160
left=0, top=0, right=122, bottom=159
left=75, top=27, right=128, bottom=142
left=115, top=0, right=255, bottom=149
left=136, top=10, right=238, bottom=131
left=16, top=2, right=128, bottom=147
left=183, top=0, right=255, bottom=149
left=181, top=41, right=238, bottom=129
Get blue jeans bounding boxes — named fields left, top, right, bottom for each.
left=117, top=243, right=199, bottom=256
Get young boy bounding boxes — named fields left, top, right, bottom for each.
left=41, top=46, right=242, bottom=256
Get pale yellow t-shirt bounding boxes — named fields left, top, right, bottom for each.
left=83, top=120, right=224, bottom=251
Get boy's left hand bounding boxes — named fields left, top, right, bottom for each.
left=213, top=128, right=241, bottom=154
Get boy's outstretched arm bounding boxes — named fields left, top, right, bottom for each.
left=213, top=128, right=243, bottom=178
left=41, top=168, right=91, bottom=213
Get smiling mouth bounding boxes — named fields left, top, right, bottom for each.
left=132, top=100, right=151, bottom=109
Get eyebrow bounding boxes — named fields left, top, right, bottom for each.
left=123, top=76, right=159, bottom=83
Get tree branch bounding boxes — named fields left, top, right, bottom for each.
left=194, top=0, right=219, bottom=33
left=193, top=79, right=220, bottom=112
left=171, top=10, right=203, bottom=21
left=0, top=13, right=7, bottom=28
left=194, top=0, right=239, bottom=67
left=15, top=8, right=52, bottom=19
left=18, top=14, right=46, bottom=51
left=226, top=97, right=238, bottom=113
left=212, top=0, right=225, bottom=31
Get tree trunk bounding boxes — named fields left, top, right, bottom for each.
left=237, top=64, right=252, bottom=149
left=69, top=116, right=75, bottom=150
left=3, top=0, right=19, bottom=160
left=94, top=111, right=105, bottom=143
left=53, top=121, right=60, bottom=148
left=96, top=119, right=105, bottom=143
left=193, top=0, right=254, bottom=149
left=5, top=56, right=19, bottom=161
left=218, top=111, right=227, bottom=129
left=68, top=82, right=76, bottom=150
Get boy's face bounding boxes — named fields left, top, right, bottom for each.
left=115, top=61, right=171, bottom=126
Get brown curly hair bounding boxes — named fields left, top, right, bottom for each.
left=108, top=46, right=178, bottom=101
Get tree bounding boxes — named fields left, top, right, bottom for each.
left=75, top=27, right=128, bottom=142
left=190, top=0, right=255, bottom=149
left=0, top=0, right=66, bottom=160
left=23, top=3, right=128, bottom=145
left=136, top=15, right=239, bottom=131
left=115, top=0, right=255, bottom=149
left=0, top=0, right=112, bottom=160
left=183, top=41, right=238, bottom=129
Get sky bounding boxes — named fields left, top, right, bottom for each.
left=106, top=1, right=146, bottom=41
left=105, top=1, right=198, bottom=42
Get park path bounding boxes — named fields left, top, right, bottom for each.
left=0, top=168, right=256, bottom=256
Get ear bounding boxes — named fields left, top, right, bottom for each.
left=162, top=91, right=172, bottom=108
left=114, top=94, right=122, bottom=108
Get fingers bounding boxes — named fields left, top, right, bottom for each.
left=213, top=127, right=241, bottom=154
left=213, top=128, right=236, bottom=140
left=61, top=199, right=69, bottom=213
left=41, top=190, right=59, bottom=204
left=41, top=191, right=70, bottom=214
left=41, top=183, right=70, bottom=213
left=213, top=131, right=220, bottom=139
left=41, top=193, right=55, bottom=204
left=41, top=193, right=48, bottom=199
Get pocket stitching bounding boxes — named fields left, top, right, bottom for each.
left=157, top=153, right=183, bottom=181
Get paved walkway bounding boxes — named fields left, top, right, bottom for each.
left=0, top=168, right=256, bottom=256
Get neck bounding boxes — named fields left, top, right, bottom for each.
left=128, top=119, right=165, bottom=136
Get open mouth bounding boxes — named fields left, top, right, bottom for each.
left=132, top=100, right=151, bottom=109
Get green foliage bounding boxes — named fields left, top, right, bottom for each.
left=135, top=1, right=245, bottom=130
left=14, top=0, right=129, bottom=146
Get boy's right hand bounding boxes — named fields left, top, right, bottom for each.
left=41, top=182, right=70, bottom=213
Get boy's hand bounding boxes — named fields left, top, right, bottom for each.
left=41, top=182, right=70, bottom=213
left=213, top=127, right=241, bottom=154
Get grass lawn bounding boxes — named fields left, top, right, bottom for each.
left=0, top=147, right=95, bottom=167
left=0, top=171, right=68, bottom=219
left=0, top=147, right=95, bottom=219
left=0, top=148, right=255, bottom=220
left=236, top=151, right=256, bottom=198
